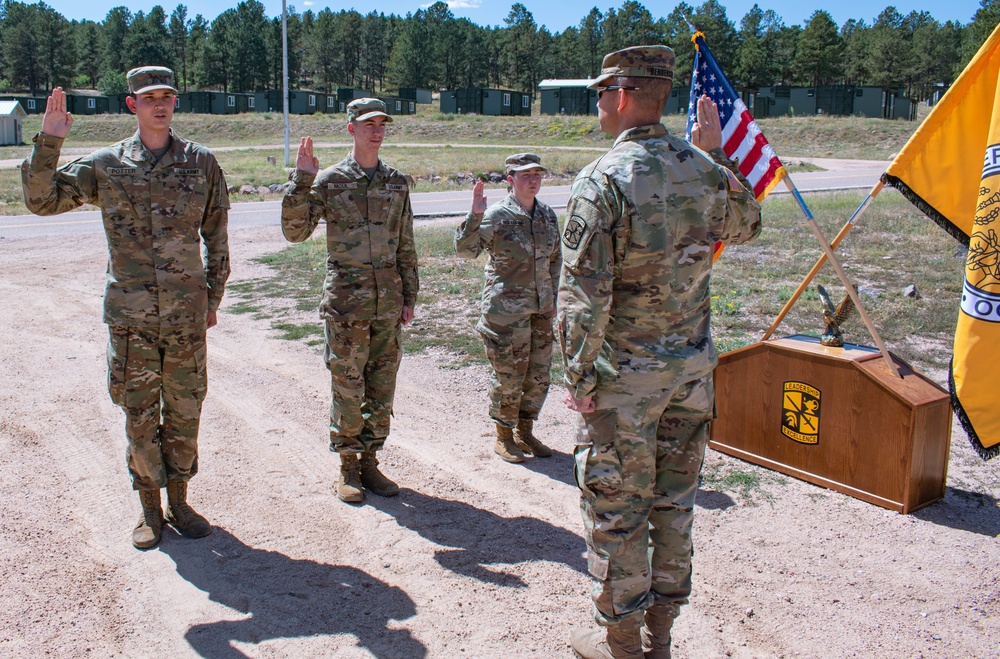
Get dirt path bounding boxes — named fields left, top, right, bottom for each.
left=1, top=226, right=997, bottom=658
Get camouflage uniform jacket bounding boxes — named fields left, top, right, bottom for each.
left=558, top=123, right=762, bottom=400
left=281, top=154, right=418, bottom=321
left=455, top=194, right=561, bottom=317
left=21, top=130, right=231, bottom=327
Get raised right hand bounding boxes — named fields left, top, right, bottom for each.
left=41, top=87, right=73, bottom=139
left=471, top=179, right=487, bottom=214
left=296, top=136, right=320, bottom=174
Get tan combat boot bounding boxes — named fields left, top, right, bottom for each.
left=570, top=619, right=643, bottom=659
left=338, top=453, right=365, bottom=503
left=513, top=418, right=553, bottom=457
left=640, top=609, right=675, bottom=659
left=132, top=488, right=164, bottom=550
left=494, top=422, right=525, bottom=463
left=359, top=451, right=400, bottom=497
left=165, top=481, right=213, bottom=538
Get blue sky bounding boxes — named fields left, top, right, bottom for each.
left=51, top=0, right=982, bottom=32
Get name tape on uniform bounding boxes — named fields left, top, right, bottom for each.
left=107, top=167, right=137, bottom=176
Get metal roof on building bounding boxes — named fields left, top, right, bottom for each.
left=0, top=100, right=27, bottom=117
left=538, top=79, right=596, bottom=89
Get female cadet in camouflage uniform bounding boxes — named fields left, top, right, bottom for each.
left=455, top=154, right=561, bottom=463
left=21, top=69, right=231, bottom=550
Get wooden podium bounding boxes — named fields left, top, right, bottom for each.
left=709, top=335, right=952, bottom=513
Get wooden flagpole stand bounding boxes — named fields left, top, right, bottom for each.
left=767, top=178, right=899, bottom=378
left=763, top=180, right=885, bottom=340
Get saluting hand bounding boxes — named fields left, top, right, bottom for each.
left=471, top=179, right=487, bottom=215
left=690, top=94, right=722, bottom=152
left=41, top=87, right=73, bottom=139
left=296, top=136, right=320, bottom=174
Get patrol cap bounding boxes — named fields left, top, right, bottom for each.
left=588, top=45, right=675, bottom=89
left=505, top=153, right=547, bottom=174
left=127, top=66, right=178, bottom=95
left=347, top=98, right=393, bottom=123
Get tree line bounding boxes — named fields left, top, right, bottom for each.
left=1, top=0, right=997, bottom=101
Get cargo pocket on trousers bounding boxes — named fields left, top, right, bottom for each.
left=107, top=326, right=129, bottom=408
left=574, top=408, right=624, bottom=498
left=193, top=340, right=208, bottom=403
left=476, top=319, right=513, bottom=368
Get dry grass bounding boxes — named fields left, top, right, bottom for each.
left=231, top=189, right=966, bottom=378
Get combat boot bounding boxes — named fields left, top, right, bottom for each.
left=513, top=418, right=553, bottom=457
left=570, top=619, right=643, bottom=659
left=132, top=488, right=164, bottom=550
left=494, top=422, right=525, bottom=463
left=359, top=451, right=400, bottom=497
left=165, top=480, right=213, bottom=538
left=337, top=453, right=365, bottom=503
left=640, top=609, right=675, bottom=659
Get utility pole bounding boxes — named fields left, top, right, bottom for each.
left=282, top=0, right=290, bottom=167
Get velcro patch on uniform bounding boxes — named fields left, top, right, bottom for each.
left=328, top=182, right=358, bottom=190
left=724, top=168, right=744, bottom=192
left=385, top=183, right=408, bottom=191
left=107, top=167, right=137, bottom=176
left=174, top=168, right=203, bottom=176
left=563, top=217, right=588, bottom=249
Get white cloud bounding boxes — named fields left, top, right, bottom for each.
left=420, top=0, right=482, bottom=9
left=303, top=1, right=314, bottom=5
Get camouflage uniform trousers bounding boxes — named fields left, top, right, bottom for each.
left=107, top=324, right=208, bottom=491
left=324, top=316, right=403, bottom=454
left=575, top=373, right=714, bottom=626
left=477, top=310, right=554, bottom=427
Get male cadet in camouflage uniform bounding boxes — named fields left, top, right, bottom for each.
left=558, top=46, right=762, bottom=658
left=455, top=153, right=561, bottom=463
left=282, top=98, right=418, bottom=504
left=21, top=68, right=231, bottom=550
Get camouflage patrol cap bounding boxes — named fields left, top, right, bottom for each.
left=588, top=45, right=675, bottom=89
left=505, top=153, right=547, bottom=174
left=347, top=97, right=393, bottom=123
left=127, top=66, right=178, bottom=95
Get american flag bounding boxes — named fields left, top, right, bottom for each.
left=685, top=32, right=786, bottom=202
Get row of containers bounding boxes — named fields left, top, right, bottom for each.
left=1, top=87, right=434, bottom=117
left=538, top=80, right=918, bottom=120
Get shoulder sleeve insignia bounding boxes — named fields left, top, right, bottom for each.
left=724, top=168, right=744, bottom=193
left=563, top=217, right=587, bottom=249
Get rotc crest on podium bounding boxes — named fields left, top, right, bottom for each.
left=781, top=381, right=821, bottom=444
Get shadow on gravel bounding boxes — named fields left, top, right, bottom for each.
left=369, top=488, right=586, bottom=587
left=518, top=449, right=575, bottom=485
left=159, top=527, right=425, bottom=659
left=913, top=487, right=1000, bottom=537
left=695, top=489, right=737, bottom=510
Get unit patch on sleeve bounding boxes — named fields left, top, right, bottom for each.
left=563, top=217, right=587, bottom=249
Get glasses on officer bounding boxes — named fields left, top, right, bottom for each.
left=597, top=85, right=640, bottom=100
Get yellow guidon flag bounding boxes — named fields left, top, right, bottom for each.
left=883, top=23, right=1000, bottom=459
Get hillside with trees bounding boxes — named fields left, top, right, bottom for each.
left=0, top=0, right=993, bottom=100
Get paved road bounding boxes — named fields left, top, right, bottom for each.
left=0, top=158, right=888, bottom=240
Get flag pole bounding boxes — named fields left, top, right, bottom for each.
left=762, top=179, right=884, bottom=340
left=769, top=178, right=899, bottom=377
